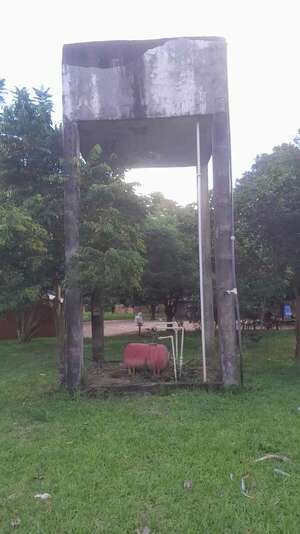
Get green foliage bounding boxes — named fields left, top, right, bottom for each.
left=0, top=87, right=61, bottom=197
left=235, top=140, right=300, bottom=315
left=70, top=145, right=146, bottom=303
left=70, top=246, right=143, bottom=296
left=141, top=193, right=199, bottom=318
left=0, top=204, right=48, bottom=312
left=0, top=85, right=63, bottom=315
left=0, top=85, right=145, bottom=335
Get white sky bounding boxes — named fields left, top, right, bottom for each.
left=1, top=0, right=300, bottom=205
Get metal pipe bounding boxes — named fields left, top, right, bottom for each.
left=170, top=336, right=177, bottom=383
left=174, top=328, right=178, bottom=362
left=158, top=335, right=177, bottom=383
left=179, top=327, right=185, bottom=377
left=196, top=121, right=207, bottom=383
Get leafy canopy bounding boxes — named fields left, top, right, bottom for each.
left=68, top=144, right=146, bottom=302
left=0, top=85, right=63, bottom=312
left=235, top=139, right=300, bottom=315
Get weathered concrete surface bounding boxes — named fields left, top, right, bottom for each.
left=63, top=119, right=83, bottom=390
left=212, top=112, right=238, bottom=385
left=63, top=37, right=227, bottom=121
left=77, top=115, right=212, bottom=167
left=62, top=37, right=227, bottom=166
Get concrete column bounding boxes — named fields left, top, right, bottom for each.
left=212, top=112, right=238, bottom=385
left=200, top=162, right=216, bottom=368
left=63, top=119, right=83, bottom=391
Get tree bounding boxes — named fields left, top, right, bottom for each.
left=235, top=139, right=300, bottom=357
left=0, top=86, right=64, bottom=349
left=0, top=87, right=61, bottom=195
left=141, top=194, right=198, bottom=322
left=0, top=85, right=146, bottom=386
left=69, top=145, right=146, bottom=366
left=0, top=203, right=48, bottom=341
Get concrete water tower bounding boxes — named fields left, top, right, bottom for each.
left=62, top=37, right=239, bottom=388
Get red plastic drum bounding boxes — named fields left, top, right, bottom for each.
left=123, top=343, right=169, bottom=375
left=123, top=343, right=148, bottom=373
left=147, top=344, right=169, bottom=375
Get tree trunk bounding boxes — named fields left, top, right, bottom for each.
left=16, top=304, right=41, bottom=343
left=164, top=299, right=177, bottom=323
left=54, top=285, right=65, bottom=384
left=150, top=304, right=157, bottom=321
left=260, top=301, right=266, bottom=329
left=295, top=284, right=300, bottom=360
left=16, top=310, right=25, bottom=341
left=212, top=111, right=238, bottom=386
left=166, top=311, right=174, bottom=323
left=91, top=290, right=105, bottom=366
left=63, top=119, right=83, bottom=392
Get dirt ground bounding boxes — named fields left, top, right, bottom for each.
left=86, top=360, right=221, bottom=394
left=83, top=319, right=294, bottom=338
left=83, top=320, right=198, bottom=338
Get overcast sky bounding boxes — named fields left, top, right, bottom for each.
left=1, top=0, right=299, bottom=204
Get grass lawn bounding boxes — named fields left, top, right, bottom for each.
left=83, top=311, right=134, bottom=322
left=0, top=331, right=300, bottom=533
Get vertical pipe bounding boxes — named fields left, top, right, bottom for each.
left=171, top=336, right=177, bottom=383
left=200, top=160, right=216, bottom=367
left=196, top=121, right=207, bottom=383
left=179, top=327, right=185, bottom=377
left=159, top=335, right=177, bottom=382
left=174, top=328, right=178, bottom=362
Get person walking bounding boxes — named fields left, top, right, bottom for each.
left=135, top=312, right=144, bottom=336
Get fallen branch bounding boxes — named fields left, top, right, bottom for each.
left=240, top=476, right=255, bottom=499
left=273, top=468, right=291, bottom=477
left=255, top=453, right=290, bottom=463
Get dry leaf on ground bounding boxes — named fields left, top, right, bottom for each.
left=10, top=517, right=21, bottom=528
left=136, top=527, right=151, bottom=534
left=34, top=493, right=51, bottom=501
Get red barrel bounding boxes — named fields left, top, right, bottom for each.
left=123, top=343, right=149, bottom=374
left=123, top=343, right=169, bottom=376
left=147, top=344, right=169, bottom=375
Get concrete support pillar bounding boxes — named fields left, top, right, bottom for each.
left=199, top=162, right=216, bottom=369
left=63, top=119, right=83, bottom=391
left=212, top=112, right=238, bottom=385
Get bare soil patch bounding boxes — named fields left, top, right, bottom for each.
left=86, top=360, right=221, bottom=396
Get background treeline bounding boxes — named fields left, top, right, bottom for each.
left=0, top=82, right=299, bottom=365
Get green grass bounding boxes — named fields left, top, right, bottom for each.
left=83, top=311, right=134, bottom=322
left=1, top=332, right=300, bottom=533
